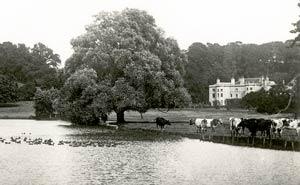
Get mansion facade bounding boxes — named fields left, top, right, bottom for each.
left=209, top=77, right=276, bottom=106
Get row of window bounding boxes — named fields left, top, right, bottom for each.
left=212, top=87, right=253, bottom=92
left=212, top=93, right=223, bottom=98
left=212, top=89, right=223, bottom=92
left=231, top=94, right=238, bottom=98
left=212, top=93, right=239, bottom=98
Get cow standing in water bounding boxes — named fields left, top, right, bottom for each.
left=190, top=118, right=208, bottom=134
left=287, top=119, right=300, bottom=136
left=239, top=118, right=272, bottom=138
left=271, top=118, right=293, bottom=138
left=229, top=117, right=243, bottom=136
left=155, top=117, right=171, bottom=130
left=205, top=119, right=223, bottom=132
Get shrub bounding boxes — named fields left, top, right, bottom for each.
left=17, top=82, right=36, bottom=101
left=0, top=75, right=18, bottom=103
left=33, top=88, right=59, bottom=119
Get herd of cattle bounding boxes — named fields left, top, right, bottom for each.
left=228, top=117, right=300, bottom=138
left=155, top=116, right=300, bottom=138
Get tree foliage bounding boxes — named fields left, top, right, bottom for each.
left=290, top=2, right=300, bottom=47
left=0, top=75, right=18, bottom=103
left=0, top=41, right=62, bottom=102
left=56, top=68, right=105, bottom=125
left=34, top=88, right=59, bottom=119
left=241, top=85, right=294, bottom=114
left=65, top=9, right=191, bottom=124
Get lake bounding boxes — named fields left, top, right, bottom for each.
left=0, top=119, right=299, bottom=185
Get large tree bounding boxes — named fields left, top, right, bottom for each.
left=29, top=43, right=62, bottom=89
left=65, top=9, right=191, bottom=124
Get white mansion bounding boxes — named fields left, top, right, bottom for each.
left=209, top=76, right=276, bottom=106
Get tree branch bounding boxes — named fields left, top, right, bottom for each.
left=157, top=107, right=170, bottom=113
left=277, top=73, right=300, bottom=114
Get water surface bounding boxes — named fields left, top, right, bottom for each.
left=0, top=120, right=299, bottom=185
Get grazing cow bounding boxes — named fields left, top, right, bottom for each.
left=271, top=118, right=293, bottom=138
left=239, top=118, right=258, bottom=137
left=190, top=118, right=207, bottom=133
left=155, top=117, right=171, bottom=130
left=229, top=117, right=243, bottom=136
left=205, top=118, right=223, bottom=132
left=256, top=119, right=273, bottom=138
left=239, top=118, right=272, bottom=138
left=287, top=119, right=300, bottom=136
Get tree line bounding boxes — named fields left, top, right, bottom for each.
left=184, top=41, right=300, bottom=105
left=0, top=42, right=63, bottom=103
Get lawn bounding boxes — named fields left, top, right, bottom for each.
left=0, top=101, right=35, bottom=119
left=1, top=102, right=297, bottom=141
left=114, top=108, right=298, bottom=141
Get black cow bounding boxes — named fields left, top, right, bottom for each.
left=155, top=117, right=171, bottom=130
left=257, top=119, right=273, bottom=138
left=239, top=118, right=273, bottom=138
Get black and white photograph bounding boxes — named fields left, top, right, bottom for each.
left=0, top=0, right=300, bottom=184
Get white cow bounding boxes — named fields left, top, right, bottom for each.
left=205, top=118, right=223, bottom=132
left=190, top=118, right=207, bottom=133
left=229, top=117, right=243, bottom=136
left=288, top=119, right=300, bottom=136
left=271, top=118, right=293, bottom=138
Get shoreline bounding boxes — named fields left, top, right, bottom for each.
left=0, top=117, right=299, bottom=151
left=124, top=126, right=300, bottom=152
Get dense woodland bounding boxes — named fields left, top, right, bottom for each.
left=0, top=8, right=300, bottom=124
left=0, top=42, right=64, bottom=102
left=184, top=41, right=300, bottom=104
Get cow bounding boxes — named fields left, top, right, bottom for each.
left=287, top=119, right=300, bottom=136
left=155, top=117, right=171, bottom=130
left=229, top=117, right=243, bottom=136
left=190, top=118, right=207, bottom=133
left=257, top=119, right=273, bottom=138
left=239, top=118, right=272, bottom=138
left=271, top=118, right=293, bottom=138
left=205, top=118, right=223, bottom=132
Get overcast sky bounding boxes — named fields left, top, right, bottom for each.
left=0, top=0, right=299, bottom=64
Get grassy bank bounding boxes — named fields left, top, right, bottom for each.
left=1, top=101, right=297, bottom=141
left=0, top=101, right=34, bottom=119
left=115, top=108, right=298, bottom=142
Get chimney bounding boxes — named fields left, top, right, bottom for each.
left=216, top=78, right=220, bottom=84
left=239, top=77, right=245, bottom=85
left=231, top=77, right=235, bottom=85
left=265, top=76, right=269, bottom=83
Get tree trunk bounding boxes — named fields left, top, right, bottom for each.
left=116, top=110, right=125, bottom=124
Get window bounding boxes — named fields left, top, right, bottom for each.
left=221, top=89, right=223, bottom=92
left=217, top=89, right=219, bottom=92
left=250, top=87, right=253, bottom=90
left=230, top=94, right=232, bottom=98
left=221, top=93, right=223, bottom=97
left=217, top=93, right=219, bottom=97
left=213, top=89, right=215, bottom=92
left=212, top=94, right=215, bottom=98
left=221, top=100, right=223, bottom=105
left=235, top=88, right=238, bottom=91
left=247, top=87, right=248, bottom=91
left=236, top=94, right=238, bottom=98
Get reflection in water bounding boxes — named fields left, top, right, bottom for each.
left=0, top=120, right=299, bottom=185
